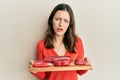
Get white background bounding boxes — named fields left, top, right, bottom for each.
left=0, top=0, right=120, bottom=80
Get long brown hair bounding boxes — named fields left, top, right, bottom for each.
left=44, top=3, right=77, bottom=53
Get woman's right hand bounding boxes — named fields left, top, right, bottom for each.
left=29, top=60, right=38, bottom=74
left=29, top=60, right=34, bottom=67
left=29, top=60, right=46, bottom=79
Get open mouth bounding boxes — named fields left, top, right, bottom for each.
left=57, top=28, right=63, bottom=32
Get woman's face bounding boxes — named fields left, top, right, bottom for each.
left=52, top=10, right=70, bottom=36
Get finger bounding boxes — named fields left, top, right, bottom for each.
left=30, top=60, right=34, bottom=65
left=84, top=57, right=92, bottom=64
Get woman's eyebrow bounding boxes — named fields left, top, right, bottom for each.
left=55, top=16, right=70, bottom=21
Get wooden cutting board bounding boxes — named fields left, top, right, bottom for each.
left=29, top=62, right=92, bottom=73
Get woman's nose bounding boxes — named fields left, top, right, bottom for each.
left=59, top=20, right=64, bottom=27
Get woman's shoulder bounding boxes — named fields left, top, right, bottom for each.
left=75, top=37, right=84, bottom=52
left=37, top=39, right=45, bottom=47
left=76, top=37, right=82, bottom=43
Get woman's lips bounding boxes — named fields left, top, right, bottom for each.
left=56, top=28, right=63, bottom=32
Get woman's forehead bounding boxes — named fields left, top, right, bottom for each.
left=54, top=10, right=70, bottom=20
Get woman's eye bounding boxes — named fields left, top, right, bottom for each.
left=55, top=18, right=60, bottom=20
left=64, top=20, right=69, bottom=23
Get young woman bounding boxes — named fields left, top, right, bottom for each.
left=31, top=3, right=89, bottom=80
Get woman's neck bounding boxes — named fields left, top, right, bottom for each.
left=53, top=35, right=66, bottom=56
left=54, top=35, right=64, bottom=44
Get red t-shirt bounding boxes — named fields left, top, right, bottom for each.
left=32, top=37, right=87, bottom=80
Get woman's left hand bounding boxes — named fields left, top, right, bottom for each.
left=84, top=57, right=92, bottom=64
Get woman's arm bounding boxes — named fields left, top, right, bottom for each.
left=31, top=41, right=47, bottom=80
left=75, top=37, right=88, bottom=75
